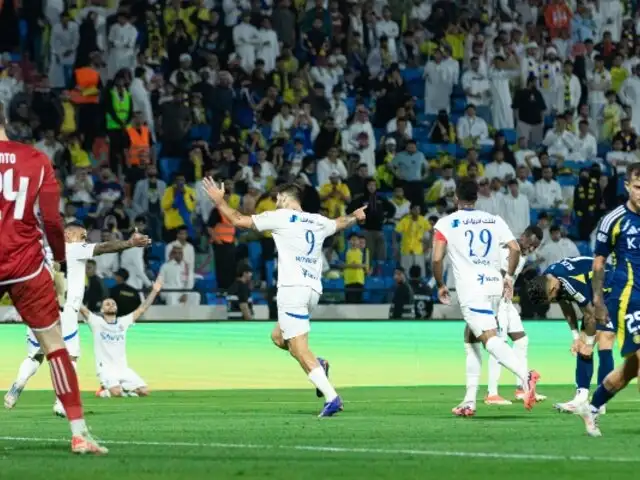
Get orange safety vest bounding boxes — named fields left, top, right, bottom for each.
left=68, top=67, right=100, bottom=104
left=126, top=126, right=150, bottom=166
left=211, top=212, right=235, bottom=244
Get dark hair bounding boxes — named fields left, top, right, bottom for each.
left=87, top=259, right=97, bottom=266
left=550, top=225, right=561, bottom=233
left=274, top=182, right=302, bottom=202
left=237, top=262, right=252, bottom=277
left=527, top=276, right=550, bottom=305
left=626, top=162, right=640, bottom=179
left=409, top=265, right=422, bottom=278
left=456, top=177, right=478, bottom=203
left=523, top=225, right=544, bottom=242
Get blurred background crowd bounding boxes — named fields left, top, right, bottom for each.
left=0, top=0, right=633, bottom=317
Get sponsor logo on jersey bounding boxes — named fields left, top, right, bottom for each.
left=463, top=218, right=496, bottom=225
left=295, top=255, right=318, bottom=264
left=100, top=332, right=125, bottom=342
left=477, top=273, right=500, bottom=285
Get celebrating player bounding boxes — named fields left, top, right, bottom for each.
left=573, top=163, right=640, bottom=436
left=80, top=278, right=162, bottom=398
left=0, top=118, right=107, bottom=454
left=5, top=223, right=152, bottom=416
left=526, top=255, right=613, bottom=414
left=202, top=178, right=367, bottom=417
left=467, top=225, right=545, bottom=409
left=432, top=178, right=541, bottom=416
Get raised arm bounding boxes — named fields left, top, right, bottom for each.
left=201, top=177, right=256, bottom=230
left=93, top=231, right=151, bottom=256
left=79, top=306, right=91, bottom=320
left=131, top=278, right=163, bottom=322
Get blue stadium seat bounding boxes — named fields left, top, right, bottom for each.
left=451, top=97, right=467, bottom=113
left=407, top=80, right=424, bottom=99
left=418, top=142, right=440, bottom=158
left=415, top=98, right=425, bottom=113
left=148, top=260, right=162, bottom=276
left=364, top=277, right=387, bottom=303
left=557, top=175, right=578, bottom=187
left=501, top=129, right=517, bottom=145
left=451, top=84, right=465, bottom=98
left=576, top=241, right=592, bottom=256
left=247, top=241, right=262, bottom=271
left=322, top=278, right=345, bottom=291
left=205, top=292, right=217, bottom=305
left=597, top=142, right=611, bottom=158
left=265, top=260, right=275, bottom=287
left=345, top=96, right=356, bottom=114
left=150, top=242, right=165, bottom=260
left=401, top=68, right=422, bottom=83
left=75, top=207, right=89, bottom=221
left=103, top=278, right=116, bottom=290
left=159, top=157, right=181, bottom=184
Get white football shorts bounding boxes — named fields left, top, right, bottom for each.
left=26, top=307, right=81, bottom=358
left=496, top=299, right=524, bottom=337
left=276, top=286, right=320, bottom=340
left=461, top=296, right=501, bottom=338
left=99, top=366, right=147, bottom=391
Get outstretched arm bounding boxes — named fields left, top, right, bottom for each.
left=201, top=178, right=256, bottom=230
left=93, top=231, right=151, bottom=256
left=79, top=306, right=91, bottom=320
left=335, top=206, right=367, bottom=232
left=131, top=279, right=163, bottom=322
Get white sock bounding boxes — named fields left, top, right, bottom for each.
left=463, top=343, right=482, bottom=404
left=15, top=357, right=41, bottom=389
left=70, top=419, right=87, bottom=436
left=485, top=336, right=529, bottom=389
left=512, top=336, right=529, bottom=388
left=575, top=388, right=589, bottom=402
left=308, top=366, right=338, bottom=402
left=487, top=354, right=501, bottom=397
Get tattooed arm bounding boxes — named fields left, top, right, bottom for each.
left=93, top=233, right=151, bottom=256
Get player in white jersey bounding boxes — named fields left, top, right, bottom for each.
left=460, top=226, right=546, bottom=411
left=4, top=222, right=151, bottom=415
left=431, top=179, right=541, bottom=415
left=202, top=178, right=367, bottom=417
left=80, top=278, right=162, bottom=397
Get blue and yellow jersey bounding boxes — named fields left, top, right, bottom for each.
left=544, top=256, right=601, bottom=307
left=594, top=204, right=640, bottom=297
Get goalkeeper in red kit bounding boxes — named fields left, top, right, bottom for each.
left=0, top=112, right=107, bottom=455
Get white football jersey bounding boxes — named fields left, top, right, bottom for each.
left=87, top=313, right=134, bottom=371
left=252, top=209, right=337, bottom=293
left=65, top=242, right=96, bottom=311
left=434, top=209, right=516, bottom=305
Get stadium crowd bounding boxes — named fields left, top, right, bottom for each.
left=0, top=0, right=632, bottom=313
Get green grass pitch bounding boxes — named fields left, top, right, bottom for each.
left=1, top=386, right=640, bottom=479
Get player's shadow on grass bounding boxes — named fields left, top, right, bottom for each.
left=471, top=415, right=539, bottom=420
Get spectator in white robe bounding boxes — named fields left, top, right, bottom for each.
left=533, top=166, right=568, bottom=209
left=159, top=245, right=201, bottom=306
left=49, top=12, right=79, bottom=88
left=107, top=12, right=138, bottom=79
left=536, top=226, right=580, bottom=270
left=502, top=179, right=531, bottom=236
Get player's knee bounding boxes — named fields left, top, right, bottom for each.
left=509, top=331, right=526, bottom=342
left=477, top=329, right=497, bottom=345
left=135, top=387, right=149, bottom=396
left=109, top=386, right=124, bottom=397
left=597, top=332, right=615, bottom=350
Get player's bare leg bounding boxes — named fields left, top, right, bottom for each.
left=576, top=352, right=638, bottom=437
left=477, top=328, right=540, bottom=411
left=286, top=333, right=342, bottom=417
left=5, top=353, right=44, bottom=409
left=272, top=325, right=329, bottom=398
left=34, top=324, right=107, bottom=454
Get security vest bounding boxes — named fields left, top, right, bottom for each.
left=69, top=67, right=100, bottom=104
left=211, top=211, right=235, bottom=244
left=106, top=88, right=131, bottom=130
left=126, top=126, right=150, bottom=166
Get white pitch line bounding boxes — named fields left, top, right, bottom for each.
left=0, top=436, right=639, bottom=463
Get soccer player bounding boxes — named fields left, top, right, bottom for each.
left=574, top=163, right=640, bottom=436
left=432, top=178, right=540, bottom=416
left=0, top=121, right=107, bottom=454
left=80, top=278, right=162, bottom=397
left=5, top=223, right=152, bottom=415
left=202, top=178, right=367, bottom=417
left=526, top=255, right=613, bottom=414
left=476, top=226, right=546, bottom=407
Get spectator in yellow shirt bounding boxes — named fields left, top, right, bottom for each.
left=319, top=171, right=352, bottom=218
left=344, top=234, right=367, bottom=303
left=161, top=173, right=196, bottom=241
left=456, top=148, right=485, bottom=178
left=394, top=203, right=431, bottom=273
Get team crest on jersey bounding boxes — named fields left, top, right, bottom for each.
left=452, top=219, right=460, bottom=228
left=290, top=215, right=298, bottom=223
